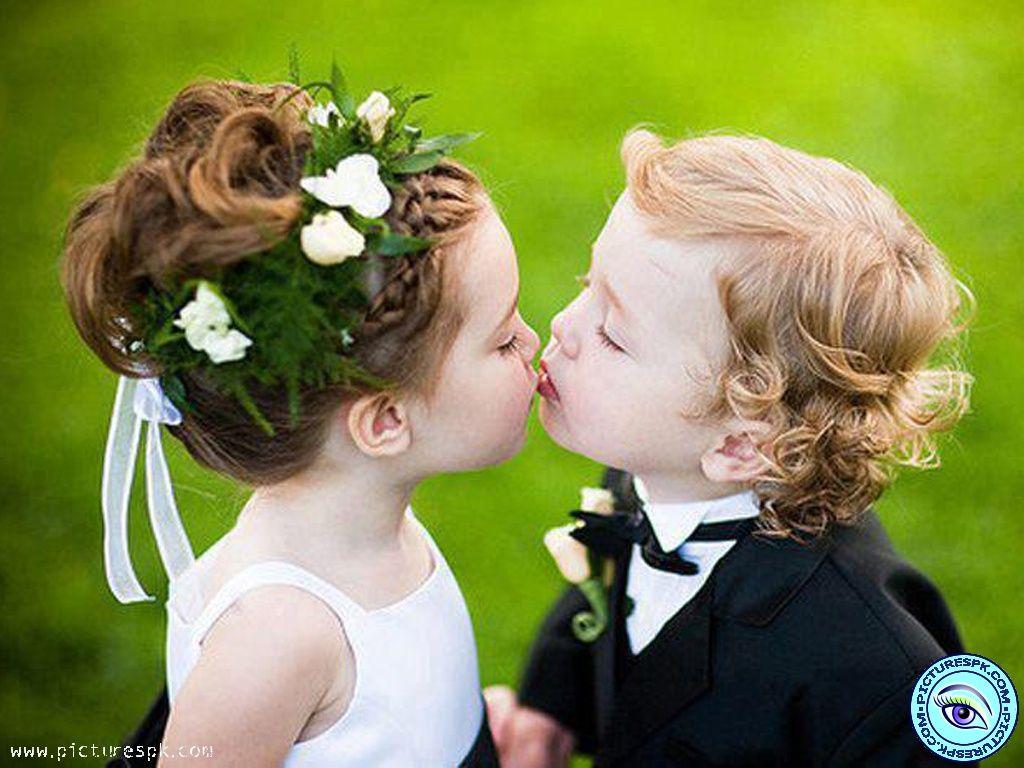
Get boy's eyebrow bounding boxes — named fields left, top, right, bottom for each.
left=584, top=272, right=631, bottom=320
left=601, top=278, right=628, bottom=316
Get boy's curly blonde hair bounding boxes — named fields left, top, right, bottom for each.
left=623, top=129, right=972, bottom=538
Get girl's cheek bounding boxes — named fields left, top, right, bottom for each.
left=514, top=367, right=536, bottom=411
left=512, top=351, right=537, bottom=392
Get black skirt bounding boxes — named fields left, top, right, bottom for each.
left=106, top=686, right=500, bottom=766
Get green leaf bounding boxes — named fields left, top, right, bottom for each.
left=370, top=231, right=434, bottom=256
left=415, top=132, right=481, bottom=153
left=199, top=280, right=253, bottom=336
left=389, top=150, right=443, bottom=174
left=287, top=44, right=301, bottom=85
left=339, top=93, right=355, bottom=119
left=231, top=380, right=275, bottom=436
left=286, top=373, right=301, bottom=428
left=160, top=374, right=193, bottom=415
left=330, top=57, right=346, bottom=100
left=149, top=326, right=184, bottom=349
left=330, top=58, right=356, bottom=119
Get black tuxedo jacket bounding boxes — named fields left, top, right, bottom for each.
left=519, top=469, right=972, bottom=767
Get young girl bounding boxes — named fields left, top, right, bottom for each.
left=61, top=76, right=539, bottom=766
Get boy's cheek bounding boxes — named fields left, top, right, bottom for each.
left=549, top=382, right=624, bottom=448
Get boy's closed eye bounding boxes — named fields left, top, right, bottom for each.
left=576, top=273, right=634, bottom=354
left=596, top=325, right=625, bottom=353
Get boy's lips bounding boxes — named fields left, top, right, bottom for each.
left=537, top=360, right=561, bottom=402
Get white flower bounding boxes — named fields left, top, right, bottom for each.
left=300, top=210, right=365, bottom=265
left=544, top=524, right=591, bottom=584
left=356, top=91, right=395, bottom=143
left=300, top=154, right=392, bottom=218
left=173, top=281, right=252, bottom=364
left=173, top=282, right=230, bottom=350
left=307, top=101, right=342, bottom=128
left=200, top=328, right=253, bottom=364
left=580, top=487, right=615, bottom=515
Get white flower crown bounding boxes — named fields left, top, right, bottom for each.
left=131, top=62, right=480, bottom=435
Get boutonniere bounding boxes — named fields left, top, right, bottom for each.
left=543, top=487, right=616, bottom=642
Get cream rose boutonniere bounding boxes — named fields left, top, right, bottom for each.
left=544, top=524, right=591, bottom=584
left=542, top=485, right=619, bottom=643
left=578, top=486, right=618, bottom=588
left=580, top=486, right=615, bottom=515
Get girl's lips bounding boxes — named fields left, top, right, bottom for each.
left=537, top=360, right=561, bottom=402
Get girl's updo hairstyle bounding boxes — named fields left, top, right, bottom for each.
left=61, top=80, right=487, bottom=486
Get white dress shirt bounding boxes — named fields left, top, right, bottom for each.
left=625, top=477, right=761, bottom=654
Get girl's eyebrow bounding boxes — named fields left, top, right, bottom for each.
left=492, top=290, right=519, bottom=336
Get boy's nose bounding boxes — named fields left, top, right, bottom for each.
left=549, top=307, right=580, bottom=359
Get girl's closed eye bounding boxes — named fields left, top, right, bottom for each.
left=499, top=332, right=521, bottom=355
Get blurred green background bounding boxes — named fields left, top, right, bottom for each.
left=2, top=0, right=1021, bottom=764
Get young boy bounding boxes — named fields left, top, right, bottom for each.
left=488, top=131, right=973, bottom=767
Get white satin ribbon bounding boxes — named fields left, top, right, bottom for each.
left=101, top=376, right=195, bottom=603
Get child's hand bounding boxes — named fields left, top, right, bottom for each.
left=484, top=685, right=576, bottom=768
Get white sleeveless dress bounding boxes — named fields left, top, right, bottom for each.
left=164, top=509, right=484, bottom=767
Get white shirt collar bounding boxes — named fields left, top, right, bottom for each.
left=633, top=476, right=760, bottom=551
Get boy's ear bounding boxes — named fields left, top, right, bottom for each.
left=700, top=420, right=773, bottom=484
left=347, top=393, right=412, bottom=458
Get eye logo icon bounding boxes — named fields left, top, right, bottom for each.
left=933, top=683, right=991, bottom=731
left=911, top=654, right=1017, bottom=762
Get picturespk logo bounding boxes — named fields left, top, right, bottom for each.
left=911, top=653, right=1017, bottom=762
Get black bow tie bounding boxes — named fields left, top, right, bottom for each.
left=569, top=508, right=758, bottom=576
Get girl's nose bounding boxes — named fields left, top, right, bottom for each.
left=549, top=307, right=580, bottom=359
left=521, top=322, right=542, bottom=363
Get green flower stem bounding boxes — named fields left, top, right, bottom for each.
left=571, top=577, right=609, bottom=643
left=230, top=380, right=275, bottom=437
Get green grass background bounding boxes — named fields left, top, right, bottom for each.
left=2, top=0, right=1022, bottom=763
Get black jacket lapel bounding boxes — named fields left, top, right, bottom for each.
left=601, top=575, right=713, bottom=765
left=593, top=469, right=837, bottom=765
left=592, top=467, right=643, bottom=740
left=593, top=546, right=629, bottom=740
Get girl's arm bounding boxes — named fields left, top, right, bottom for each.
left=159, top=586, right=353, bottom=767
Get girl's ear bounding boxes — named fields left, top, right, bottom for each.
left=347, top=393, right=412, bottom=457
left=700, top=420, right=773, bottom=484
